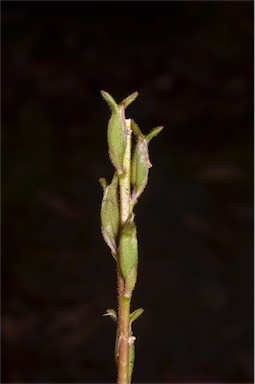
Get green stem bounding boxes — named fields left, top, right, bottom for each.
left=117, top=114, right=132, bottom=384
left=117, top=278, right=131, bottom=384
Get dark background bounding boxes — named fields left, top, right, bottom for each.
left=1, top=1, right=254, bottom=383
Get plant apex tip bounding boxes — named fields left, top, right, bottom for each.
left=121, top=91, right=139, bottom=109
left=101, top=90, right=119, bottom=113
left=146, top=126, right=164, bottom=142
left=99, top=177, right=108, bottom=191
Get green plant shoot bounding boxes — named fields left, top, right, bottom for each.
left=100, top=91, right=163, bottom=384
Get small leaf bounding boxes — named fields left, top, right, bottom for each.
left=130, top=308, right=144, bottom=324
left=100, top=173, right=119, bottom=258
left=121, top=91, right=139, bottom=109
left=119, top=219, right=138, bottom=279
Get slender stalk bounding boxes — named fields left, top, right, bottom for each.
left=117, top=114, right=132, bottom=384
left=117, top=273, right=131, bottom=384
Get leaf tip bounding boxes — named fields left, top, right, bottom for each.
left=101, top=90, right=118, bottom=113
left=146, top=126, right=164, bottom=142
left=99, top=177, right=107, bottom=191
left=121, top=91, right=139, bottom=109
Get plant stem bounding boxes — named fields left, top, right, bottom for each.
left=117, top=270, right=131, bottom=384
left=119, top=113, right=132, bottom=224
left=117, top=114, right=132, bottom=384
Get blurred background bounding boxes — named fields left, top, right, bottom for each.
left=1, top=1, right=254, bottom=383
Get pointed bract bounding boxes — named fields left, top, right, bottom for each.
left=103, top=308, right=117, bottom=322
left=121, top=91, right=139, bottom=109
left=130, top=308, right=144, bottom=324
left=101, top=90, right=119, bottom=113
left=145, top=126, right=164, bottom=142
left=99, top=177, right=107, bottom=192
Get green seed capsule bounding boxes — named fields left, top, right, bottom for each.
left=101, top=90, right=126, bottom=174
left=107, top=108, right=126, bottom=174
left=131, top=120, right=151, bottom=202
left=100, top=173, right=119, bottom=258
left=119, top=220, right=138, bottom=280
left=131, top=121, right=163, bottom=203
left=101, top=91, right=140, bottom=174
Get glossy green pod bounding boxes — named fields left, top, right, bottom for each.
left=100, top=173, right=119, bottom=258
left=131, top=121, right=163, bottom=203
left=131, top=120, right=151, bottom=202
left=119, top=220, right=138, bottom=280
left=101, top=91, right=126, bottom=174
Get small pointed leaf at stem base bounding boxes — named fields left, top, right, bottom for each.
left=103, top=309, right=118, bottom=322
